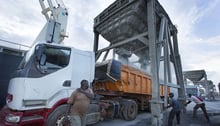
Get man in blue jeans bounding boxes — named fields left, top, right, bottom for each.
left=166, top=92, right=181, bottom=126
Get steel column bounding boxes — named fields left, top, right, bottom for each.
left=172, top=28, right=186, bottom=112
left=148, top=0, right=163, bottom=125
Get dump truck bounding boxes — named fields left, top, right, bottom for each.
left=93, top=59, right=170, bottom=120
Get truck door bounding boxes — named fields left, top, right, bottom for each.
left=23, top=45, right=72, bottom=108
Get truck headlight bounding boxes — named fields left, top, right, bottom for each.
left=5, top=114, right=20, bottom=123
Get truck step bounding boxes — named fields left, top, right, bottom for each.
left=21, top=115, right=43, bottom=122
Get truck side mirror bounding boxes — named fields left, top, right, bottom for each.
left=40, top=54, right=47, bottom=66
left=35, top=44, right=44, bottom=61
left=35, top=44, right=47, bottom=66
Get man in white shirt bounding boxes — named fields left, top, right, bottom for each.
left=185, top=93, right=210, bottom=122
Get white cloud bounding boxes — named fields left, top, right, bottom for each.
left=0, top=0, right=44, bottom=46
left=63, top=0, right=115, bottom=50
left=159, top=0, right=220, bottom=89
left=0, top=0, right=115, bottom=49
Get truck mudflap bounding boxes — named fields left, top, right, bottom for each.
left=0, top=106, right=45, bottom=126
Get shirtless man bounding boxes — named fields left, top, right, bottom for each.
left=67, top=80, right=94, bottom=126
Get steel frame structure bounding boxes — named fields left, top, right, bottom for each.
left=93, top=0, right=185, bottom=125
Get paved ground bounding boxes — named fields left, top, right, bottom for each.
left=92, top=96, right=220, bottom=126
left=92, top=110, right=220, bottom=126
left=178, top=99, right=220, bottom=126
left=1, top=96, right=220, bottom=126
left=180, top=111, right=220, bottom=126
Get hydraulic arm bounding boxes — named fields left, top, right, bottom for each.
left=34, top=0, right=68, bottom=44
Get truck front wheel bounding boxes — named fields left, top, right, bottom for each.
left=46, top=104, right=69, bottom=126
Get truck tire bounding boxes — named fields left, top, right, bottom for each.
left=119, top=104, right=124, bottom=119
left=122, top=104, right=129, bottom=120
left=146, top=102, right=151, bottom=112
left=126, top=100, right=138, bottom=120
left=46, top=104, right=69, bottom=126
left=122, top=100, right=138, bottom=121
left=119, top=99, right=127, bottom=119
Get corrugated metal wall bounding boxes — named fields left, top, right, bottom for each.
left=0, top=53, right=23, bottom=109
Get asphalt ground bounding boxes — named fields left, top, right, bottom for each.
left=93, top=96, right=220, bottom=126
left=1, top=96, right=220, bottom=126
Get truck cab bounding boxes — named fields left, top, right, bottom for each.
left=1, top=43, right=95, bottom=125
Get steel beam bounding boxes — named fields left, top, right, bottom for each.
left=148, top=0, right=163, bottom=125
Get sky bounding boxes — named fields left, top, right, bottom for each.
left=0, top=0, right=220, bottom=91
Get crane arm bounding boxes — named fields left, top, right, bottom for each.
left=36, top=0, right=68, bottom=44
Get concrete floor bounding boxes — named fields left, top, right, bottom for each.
left=91, top=96, right=220, bottom=126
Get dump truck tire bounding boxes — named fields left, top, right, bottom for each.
left=46, top=104, right=70, bottom=126
left=147, top=102, right=151, bottom=112
left=122, top=102, right=129, bottom=120
left=126, top=100, right=138, bottom=120
left=122, top=100, right=138, bottom=121
left=119, top=103, right=125, bottom=119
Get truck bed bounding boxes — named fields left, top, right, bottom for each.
left=94, top=60, right=169, bottom=96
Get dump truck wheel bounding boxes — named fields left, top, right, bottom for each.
left=126, top=100, right=138, bottom=120
left=122, top=102, right=129, bottom=120
left=146, top=102, right=151, bottom=112
left=46, top=104, right=70, bottom=126
left=119, top=99, right=127, bottom=119
left=119, top=103, right=125, bottom=119
left=122, top=100, right=138, bottom=121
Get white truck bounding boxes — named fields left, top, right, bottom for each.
left=0, top=43, right=97, bottom=126
left=185, top=85, right=206, bottom=99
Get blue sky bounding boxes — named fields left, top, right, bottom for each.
left=0, top=0, right=220, bottom=91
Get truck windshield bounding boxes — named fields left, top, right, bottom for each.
left=33, top=45, right=71, bottom=77
left=42, top=46, right=71, bottom=68
left=17, top=44, right=71, bottom=78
